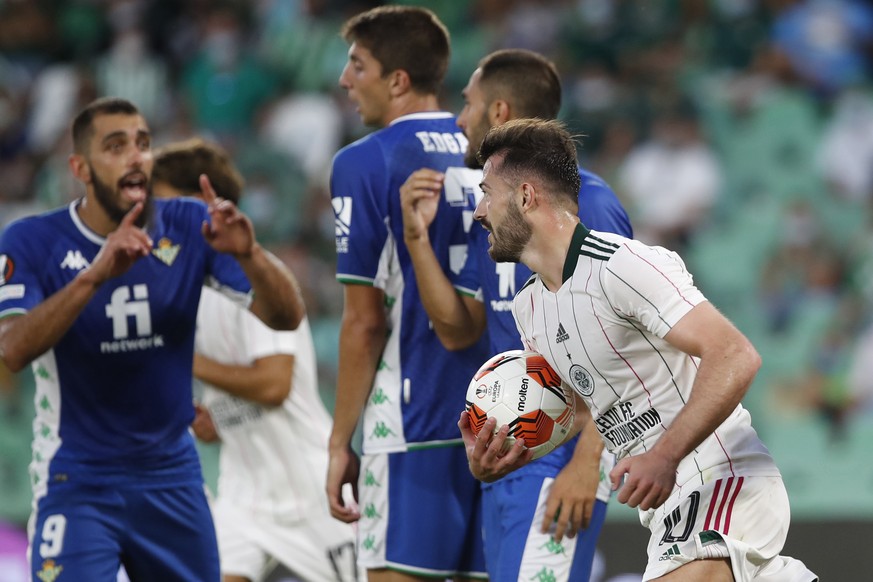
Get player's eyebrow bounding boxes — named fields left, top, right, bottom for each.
left=100, top=129, right=151, bottom=144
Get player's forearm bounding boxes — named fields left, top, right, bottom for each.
left=573, top=406, right=604, bottom=465
left=329, top=317, right=386, bottom=451
left=238, top=244, right=305, bottom=331
left=651, top=339, right=760, bottom=464
left=0, top=270, right=101, bottom=372
left=406, top=237, right=483, bottom=350
left=194, top=353, right=292, bottom=407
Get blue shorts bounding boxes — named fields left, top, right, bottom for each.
left=357, top=446, right=486, bottom=578
left=482, top=474, right=608, bottom=581
left=30, top=480, right=219, bottom=581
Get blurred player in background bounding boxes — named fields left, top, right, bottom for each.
left=0, top=97, right=304, bottom=581
left=463, top=118, right=818, bottom=582
left=399, top=49, right=632, bottom=581
left=152, top=138, right=358, bottom=582
left=326, top=6, right=490, bottom=580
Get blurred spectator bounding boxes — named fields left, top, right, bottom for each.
left=181, top=4, right=277, bottom=140
left=771, top=0, right=873, bottom=97
left=94, top=0, right=172, bottom=128
left=259, top=92, right=344, bottom=189
left=617, top=97, right=722, bottom=251
left=816, top=86, right=873, bottom=201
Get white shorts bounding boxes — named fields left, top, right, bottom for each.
left=213, top=502, right=358, bottom=582
left=641, top=476, right=817, bottom=581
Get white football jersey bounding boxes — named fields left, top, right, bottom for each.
left=513, top=226, right=780, bottom=490
left=196, top=287, right=334, bottom=520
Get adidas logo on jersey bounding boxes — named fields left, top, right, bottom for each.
left=60, top=250, right=90, bottom=270
left=659, top=543, right=681, bottom=561
left=555, top=323, right=570, bottom=343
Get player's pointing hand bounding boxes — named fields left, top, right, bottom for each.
left=87, top=202, right=153, bottom=284
left=199, top=173, right=256, bottom=258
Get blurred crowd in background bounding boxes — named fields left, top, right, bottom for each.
left=1, top=0, right=873, bottom=533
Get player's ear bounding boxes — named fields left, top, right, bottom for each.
left=68, top=154, right=91, bottom=184
left=388, top=69, right=411, bottom=97
left=489, top=100, right=511, bottom=126
left=519, top=182, right=537, bottom=213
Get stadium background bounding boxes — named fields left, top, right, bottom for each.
left=0, top=0, right=871, bottom=579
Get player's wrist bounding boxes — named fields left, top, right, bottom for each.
left=234, top=241, right=262, bottom=262
left=76, top=267, right=106, bottom=289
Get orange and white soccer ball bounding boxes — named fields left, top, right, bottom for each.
left=465, top=349, right=575, bottom=460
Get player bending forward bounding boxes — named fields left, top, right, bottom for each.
left=459, top=118, right=818, bottom=582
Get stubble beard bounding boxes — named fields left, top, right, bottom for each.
left=488, top=200, right=531, bottom=263
left=91, top=166, right=153, bottom=228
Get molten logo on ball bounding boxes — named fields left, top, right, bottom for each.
left=464, top=350, right=575, bottom=460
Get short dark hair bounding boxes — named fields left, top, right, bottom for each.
left=478, top=118, right=580, bottom=207
left=152, top=138, right=244, bottom=204
left=341, top=5, right=449, bottom=96
left=72, top=97, right=141, bottom=154
left=478, top=49, right=561, bottom=120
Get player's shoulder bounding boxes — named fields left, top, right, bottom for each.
left=152, top=196, right=208, bottom=225
left=1, top=203, right=74, bottom=242
left=332, top=131, right=386, bottom=173
left=577, top=167, right=618, bottom=201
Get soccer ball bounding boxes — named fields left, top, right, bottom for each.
left=465, top=349, right=575, bottom=460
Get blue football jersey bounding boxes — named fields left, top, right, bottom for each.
left=0, top=198, right=251, bottom=491
left=331, top=112, right=490, bottom=451
left=455, top=168, right=632, bottom=475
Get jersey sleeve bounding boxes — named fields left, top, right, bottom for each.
left=578, top=171, right=634, bottom=238
left=602, top=240, right=706, bottom=338
left=181, top=200, right=252, bottom=304
left=330, top=138, right=390, bottom=286
left=244, top=310, right=298, bottom=361
left=0, top=219, right=46, bottom=317
left=453, top=223, right=484, bottom=301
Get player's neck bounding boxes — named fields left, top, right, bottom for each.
left=382, top=93, right=442, bottom=126
left=524, top=214, right=580, bottom=292
left=77, top=195, right=119, bottom=237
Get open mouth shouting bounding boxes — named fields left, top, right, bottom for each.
left=119, top=172, right=148, bottom=204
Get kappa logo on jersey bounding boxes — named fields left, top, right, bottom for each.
left=101, top=284, right=164, bottom=353
left=569, top=363, right=594, bottom=396
left=59, top=250, right=90, bottom=271
left=0, top=254, right=14, bottom=284
left=151, top=237, right=180, bottom=266
left=555, top=323, right=570, bottom=343
left=332, top=196, right=352, bottom=254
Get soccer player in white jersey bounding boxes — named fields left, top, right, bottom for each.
left=400, top=49, right=632, bottom=581
left=151, top=138, right=358, bottom=582
left=459, top=118, right=818, bottom=581
left=0, top=97, right=304, bottom=581
left=327, top=6, right=490, bottom=580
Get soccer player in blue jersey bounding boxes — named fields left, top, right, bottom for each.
left=325, top=6, right=491, bottom=581
left=0, top=97, right=305, bottom=581
left=399, top=49, right=632, bottom=581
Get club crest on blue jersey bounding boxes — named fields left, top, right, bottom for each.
left=0, top=254, right=14, bottom=284
left=570, top=363, right=595, bottom=397
left=36, top=559, right=63, bottom=582
left=152, top=238, right=180, bottom=266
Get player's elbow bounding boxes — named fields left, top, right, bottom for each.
left=0, top=342, right=29, bottom=374
left=438, top=331, right=479, bottom=352
left=0, top=353, right=28, bottom=374
left=264, top=310, right=302, bottom=332
left=259, top=381, right=291, bottom=407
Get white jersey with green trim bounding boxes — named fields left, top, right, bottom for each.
left=512, top=225, right=780, bottom=490
left=195, top=287, right=334, bottom=521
